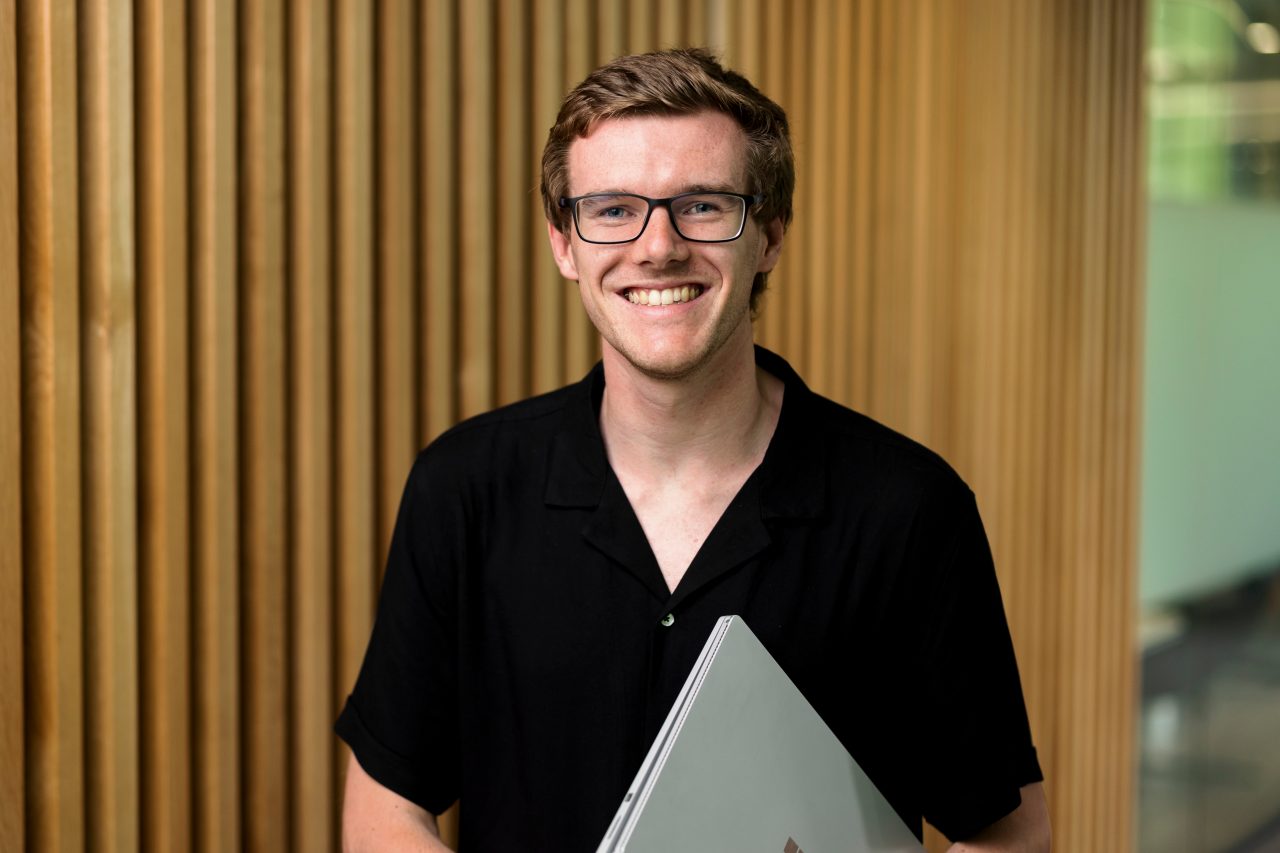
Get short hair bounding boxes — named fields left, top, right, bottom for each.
left=540, top=48, right=795, bottom=313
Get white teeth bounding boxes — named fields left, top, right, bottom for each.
left=625, top=285, right=703, bottom=305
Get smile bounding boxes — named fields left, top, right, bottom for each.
left=623, top=285, right=704, bottom=306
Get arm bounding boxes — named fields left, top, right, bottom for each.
left=946, top=782, right=1050, bottom=853
left=342, top=751, right=454, bottom=853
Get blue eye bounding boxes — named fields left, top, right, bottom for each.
left=679, top=197, right=728, bottom=217
left=580, top=195, right=645, bottom=223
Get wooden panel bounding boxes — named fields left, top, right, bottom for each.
left=376, top=0, right=418, bottom=558
left=7, top=2, right=1146, bottom=848
left=802, top=0, right=835, bottom=394
left=19, top=1, right=86, bottom=850
left=530, top=0, right=566, bottom=394
left=497, top=0, right=532, bottom=405
left=136, top=0, right=193, bottom=848
left=421, top=0, right=459, bottom=438
left=627, top=0, right=655, bottom=53
left=287, top=1, right=335, bottom=848
left=562, top=0, right=598, bottom=378
left=80, top=1, right=140, bottom=849
left=239, top=0, right=288, bottom=849
left=755, top=0, right=787, bottom=350
left=596, top=0, right=625, bottom=62
left=459, top=0, right=497, bottom=417
left=0, top=0, right=24, bottom=845
left=657, top=0, right=680, bottom=47
left=333, top=0, right=376, bottom=757
left=191, top=0, right=241, bottom=848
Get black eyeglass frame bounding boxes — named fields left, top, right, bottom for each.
left=558, top=191, right=766, bottom=245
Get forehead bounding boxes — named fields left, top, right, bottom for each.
left=565, top=110, right=749, bottom=195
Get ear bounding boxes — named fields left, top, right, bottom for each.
left=547, top=220, right=580, bottom=281
left=755, top=216, right=786, bottom=274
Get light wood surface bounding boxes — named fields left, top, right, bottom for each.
left=0, top=0, right=25, bottom=845
left=2, top=2, right=1145, bottom=850
left=136, top=1, right=193, bottom=848
left=81, top=1, right=140, bottom=849
left=19, top=2, right=87, bottom=850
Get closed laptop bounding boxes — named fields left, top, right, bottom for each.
left=598, top=615, right=925, bottom=853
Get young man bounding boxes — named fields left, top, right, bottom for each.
left=338, top=49, right=1050, bottom=851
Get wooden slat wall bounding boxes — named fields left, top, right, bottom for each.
left=3, top=1, right=1144, bottom=850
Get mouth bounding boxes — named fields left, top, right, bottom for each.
left=622, top=285, right=705, bottom=306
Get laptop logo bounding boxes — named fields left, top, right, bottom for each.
left=783, top=839, right=805, bottom=853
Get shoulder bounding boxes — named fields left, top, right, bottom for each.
left=799, top=387, right=975, bottom=509
left=408, top=374, right=590, bottom=491
left=759, top=345, right=969, bottom=500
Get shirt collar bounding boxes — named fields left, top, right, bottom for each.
left=544, top=346, right=827, bottom=521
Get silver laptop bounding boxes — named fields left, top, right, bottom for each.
left=598, top=615, right=925, bottom=853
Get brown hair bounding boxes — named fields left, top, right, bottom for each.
left=540, top=48, right=795, bottom=312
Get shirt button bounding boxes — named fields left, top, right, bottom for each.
left=660, top=613, right=675, bottom=627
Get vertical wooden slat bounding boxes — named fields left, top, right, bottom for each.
left=0, top=0, right=25, bottom=846
left=627, top=0, right=655, bottom=53
left=802, top=0, right=834, bottom=395
left=755, top=0, right=786, bottom=350
left=825, top=0, right=855, bottom=409
left=18, top=1, right=85, bottom=850
left=1021, top=0, right=1057, bottom=793
left=458, top=0, right=497, bottom=416
left=1113, top=2, right=1144, bottom=840
left=722, top=0, right=760, bottom=79
left=239, top=0, right=288, bottom=849
left=905, top=0, right=937, bottom=445
left=376, top=0, right=418, bottom=560
left=531, top=0, right=566, bottom=394
left=421, top=0, right=458, bottom=439
left=287, top=0, right=334, bottom=848
left=497, top=0, right=532, bottom=405
left=705, top=0, right=728, bottom=52
left=191, top=0, right=241, bottom=849
left=136, top=0, right=192, bottom=848
left=596, top=0, right=625, bottom=63
left=657, top=0, right=680, bottom=48
left=683, top=0, right=706, bottom=47
left=80, top=0, right=139, bottom=849
left=866, top=0, right=897, bottom=420
left=562, top=0, right=596, bottom=380
left=333, top=1, right=377, bottom=818
left=1038, top=0, right=1071, bottom=807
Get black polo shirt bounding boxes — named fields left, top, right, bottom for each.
left=336, top=346, right=1042, bottom=850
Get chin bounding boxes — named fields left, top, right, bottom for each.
left=612, top=337, right=729, bottom=382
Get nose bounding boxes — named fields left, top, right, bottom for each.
left=631, top=205, right=690, bottom=267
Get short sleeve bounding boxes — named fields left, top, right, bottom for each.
left=912, top=486, right=1043, bottom=840
left=334, top=450, right=466, bottom=815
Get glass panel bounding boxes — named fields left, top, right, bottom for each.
left=1140, top=2, right=1280, bottom=851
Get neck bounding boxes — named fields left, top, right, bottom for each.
left=598, top=332, right=782, bottom=476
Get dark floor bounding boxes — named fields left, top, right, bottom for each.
left=1139, top=571, right=1280, bottom=853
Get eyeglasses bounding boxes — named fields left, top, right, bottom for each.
left=558, top=191, right=765, bottom=244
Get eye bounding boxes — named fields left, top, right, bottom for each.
left=579, top=195, right=644, bottom=223
left=678, top=195, right=729, bottom=217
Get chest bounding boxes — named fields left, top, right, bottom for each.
left=621, top=471, right=754, bottom=592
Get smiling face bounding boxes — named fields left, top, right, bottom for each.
left=547, top=111, right=784, bottom=382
